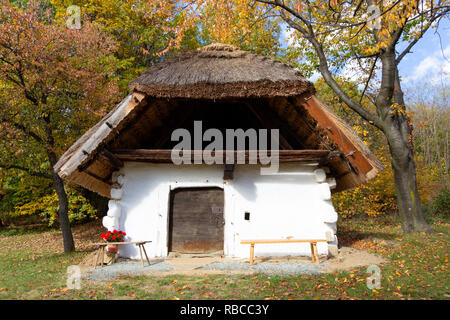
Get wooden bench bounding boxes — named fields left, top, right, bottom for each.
left=92, top=241, right=152, bottom=268
left=240, top=239, right=328, bottom=264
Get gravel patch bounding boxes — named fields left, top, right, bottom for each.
left=84, top=260, right=174, bottom=281
left=199, top=261, right=326, bottom=275
left=82, top=259, right=326, bottom=280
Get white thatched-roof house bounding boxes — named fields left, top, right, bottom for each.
left=55, top=44, right=383, bottom=260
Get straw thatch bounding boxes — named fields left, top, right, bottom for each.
left=130, top=43, right=315, bottom=99
left=54, top=43, right=383, bottom=197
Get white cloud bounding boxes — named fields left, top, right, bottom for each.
left=340, top=59, right=363, bottom=83
left=281, top=25, right=297, bottom=48
left=402, top=45, right=450, bottom=84
left=308, top=71, right=321, bottom=82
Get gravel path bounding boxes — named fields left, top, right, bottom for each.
left=199, top=261, right=326, bottom=275
left=83, top=259, right=329, bottom=281
left=80, top=246, right=386, bottom=281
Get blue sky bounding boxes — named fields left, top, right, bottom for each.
left=281, top=18, right=450, bottom=93
left=397, top=18, right=449, bottom=89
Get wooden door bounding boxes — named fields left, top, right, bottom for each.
left=168, top=187, right=224, bottom=253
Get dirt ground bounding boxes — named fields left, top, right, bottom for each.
left=25, top=220, right=384, bottom=277
left=78, top=245, right=387, bottom=278
left=322, top=246, right=386, bottom=273
left=70, top=221, right=387, bottom=277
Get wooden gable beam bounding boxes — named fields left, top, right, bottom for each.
left=84, top=169, right=111, bottom=184
left=297, top=95, right=374, bottom=176
left=111, top=149, right=331, bottom=164
left=57, top=92, right=146, bottom=179
left=98, top=148, right=124, bottom=169
left=68, top=170, right=111, bottom=198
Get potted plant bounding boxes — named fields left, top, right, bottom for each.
left=101, top=230, right=126, bottom=253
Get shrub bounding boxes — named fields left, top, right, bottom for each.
left=428, top=187, right=450, bottom=218
left=11, top=187, right=98, bottom=226
left=332, top=152, right=397, bottom=218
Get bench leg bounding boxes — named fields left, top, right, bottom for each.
left=249, top=244, right=255, bottom=265
left=310, top=243, right=315, bottom=263
left=313, top=243, right=319, bottom=264
left=138, top=245, right=144, bottom=267
left=94, top=247, right=101, bottom=269
left=141, top=245, right=151, bottom=266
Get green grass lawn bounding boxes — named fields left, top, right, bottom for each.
left=0, top=216, right=448, bottom=300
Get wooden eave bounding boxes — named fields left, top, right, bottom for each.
left=54, top=92, right=383, bottom=197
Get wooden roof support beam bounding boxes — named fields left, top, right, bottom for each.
left=244, top=102, right=293, bottom=150
left=245, top=101, right=309, bottom=150
left=111, top=149, right=331, bottom=164
left=152, top=102, right=197, bottom=148
left=68, top=170, right=112, bottom=198
left=55, top=92, right=146, bottom=179
left=84, top=169, right=111, bottom=184
left=294, top=95, right=374, bottom=176
left=318, top=151, right=341, bottom=167
left=99, top=148, right=123, bottom=169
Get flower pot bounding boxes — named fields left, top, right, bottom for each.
left=107, top=244, right=119, bottom=254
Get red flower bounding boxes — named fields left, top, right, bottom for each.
left=101, top=229, right=126, bottom=242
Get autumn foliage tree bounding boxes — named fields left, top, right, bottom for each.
left=1, top=0, right=447, bottom=242
left=186, top=0, right=449, bottom=232
left=408, top=81, right=449, bottom=184
left=250, top=0, right=450, bottom=233
left=0, top=0, right=119, bottom=252
left=50, top=0, right=198, bottom=89
left=195, top=0, right=282, bottom=55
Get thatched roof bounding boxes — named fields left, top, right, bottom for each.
left=130, top=43, right=315, bottom=99
left=54, top=43, right=383, bottom=198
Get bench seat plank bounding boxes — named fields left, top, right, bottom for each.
left=93, top=241, right=151, bottom=246
left=240, top=239, right=327, bottom=244
left=240, top=239, right=327, bottom=264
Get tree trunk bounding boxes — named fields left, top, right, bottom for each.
left=43, top=115, right=75, bottom=253
left=49, top=154, right=75, bottom=252
left=385, top=121, right=432, bottom=233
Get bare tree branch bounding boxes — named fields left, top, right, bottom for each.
left=0, top=116, right=44, bottom=144
left=396, top=9, right=450, bottom=64
left=258, top=0, right=405, bottom=30
left=359, top=56, right=379, bottom=105
left=278, top=9, right=384, bottom=129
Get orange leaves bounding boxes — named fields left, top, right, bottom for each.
left=330, top=0, right=339, bottom=7
left=389, top=103, right=407, bottom=116
left=0, top=1, right=120, bottom=206
left=192, top=0, right=281, bottom=55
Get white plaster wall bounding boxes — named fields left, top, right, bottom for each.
left=113, top=162, right=338, bottom=260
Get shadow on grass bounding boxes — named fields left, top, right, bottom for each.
left=0, top=226, right=56, bottom=237
left=337, top=215, right=401, bottom=247
left=337, top=229, right=398, bottom=247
